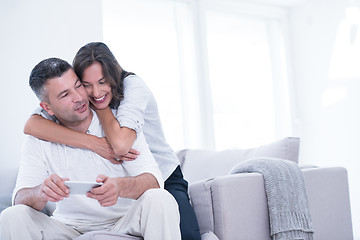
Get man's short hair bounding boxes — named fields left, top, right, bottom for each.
left=29, top=58, right=72, bottom=101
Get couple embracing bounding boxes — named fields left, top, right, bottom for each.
left=0, top=42, right=200, bottom=240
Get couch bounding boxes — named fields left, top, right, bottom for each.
left=179, top=137, right=354, bottom=240
left=0, top=137, right=354, bottom=240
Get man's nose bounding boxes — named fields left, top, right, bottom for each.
left=72, top=90, right=84, bottom=102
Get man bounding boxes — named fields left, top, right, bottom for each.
left=0, top=58, right=181, bottom=239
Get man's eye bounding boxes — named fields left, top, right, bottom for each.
left=76, top=84, right=82, bottom=88
left=60, top=93, right=68, bottom=98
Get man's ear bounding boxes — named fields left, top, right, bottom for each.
left=40, top=101, right=55, bottom=116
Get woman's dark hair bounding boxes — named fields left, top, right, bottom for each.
left=73, top=42, right=133, bottom=108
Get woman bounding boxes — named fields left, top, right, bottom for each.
left=24, top=42, right=201, bottom=240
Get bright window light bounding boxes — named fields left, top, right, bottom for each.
left=206, top=10, right=276, bottom=149
left=102, top=0, right=291, bottom=151
left=329, top=7, right=360, bottom=80
left=102, top=0, right=185, bottom=150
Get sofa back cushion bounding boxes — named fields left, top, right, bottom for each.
left=178, top=137, right=300, bottom=184
left=0, top=167, right=18, bottom=213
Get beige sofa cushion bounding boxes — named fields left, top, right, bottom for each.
left=178, top=137, right=300, bottom=184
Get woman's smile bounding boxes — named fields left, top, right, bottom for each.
left=92, top=93, right=108, bottom=103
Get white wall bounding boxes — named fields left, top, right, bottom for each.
left=0, top=0, right=103, bottom=170
left=289, top=0, right=360, bottom=238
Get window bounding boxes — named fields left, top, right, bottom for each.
left=103, top=0, right=185, bottom=149
left=206, top=10, right=276, bottom=149
left=103, top=0, right=292, bottom=150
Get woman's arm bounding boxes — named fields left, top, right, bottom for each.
left=95, top=76, right=153, bottom=161
left=24, top=114, right=118, bottom=162
left=95, top=107, right=139, bottom=160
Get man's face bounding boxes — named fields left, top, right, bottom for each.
left=40, top=69, right=91, bottom=127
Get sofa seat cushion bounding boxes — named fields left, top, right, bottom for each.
left=75, top=231, right=142, bottom=240
left=201, top=231, right=219, bottom=240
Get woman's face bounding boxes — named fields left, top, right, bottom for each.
left=81, top=62, right=113, bottom=110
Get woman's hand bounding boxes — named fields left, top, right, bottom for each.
left=90, top=136, right=139, bottom=164
left=90, top=136, right=120, bottom=164
left=117, top=148, right=140, bottom=161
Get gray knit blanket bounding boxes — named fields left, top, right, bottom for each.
left=230, top=157, right=314, bottom=240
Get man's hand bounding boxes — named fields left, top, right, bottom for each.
left=14, top=174, right=69, bottom=211
left=87, top=173, right=160, bottom=206
left=40, top=174, right=70, bottom=202
left=87, top=175, right=125, bottom=207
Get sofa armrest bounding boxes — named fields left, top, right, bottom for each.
left=302, top=167, right=353, bottom=239
left=190, top=173, right=271, bottom=240
left=189, top=167, right=353, bottom=240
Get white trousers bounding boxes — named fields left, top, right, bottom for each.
left=0, top=188, right=181, bottom=240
